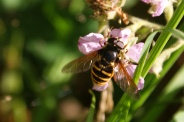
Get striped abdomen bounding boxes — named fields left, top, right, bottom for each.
left=91, top=61, right=114, bottom=86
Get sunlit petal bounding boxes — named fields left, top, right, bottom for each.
left=92, top=83, right=109, bottom=91
left=78, top=33, right=105, bottom=54
left=126, top=42, right=144, bottom=63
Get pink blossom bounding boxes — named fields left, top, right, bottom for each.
left=138, top=77, right=144, bottom=90
left=92, top=83, right=109, bottom=91
left=78, top=33, right=105, bottom=54
left=142, top=0, right=154, bottom=3
left=126, top=65, right=145, bottom=90
left=125, top=42, right=145, bottom=90
left=78, top=28, right=132, bottom=55
left=78, top=28, right=144, bottom=91
left=110, top=28, right=131, bottom=42
left=126, top=42, right=144, bottom=63
left=141, top=0, right=169, bottom=17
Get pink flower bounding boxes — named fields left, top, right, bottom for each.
left=126, top=42, right=144, bottom=63
left=92, top=83, right=109, bottom=91
left=110, top=28, right=131, bottom=41
left=78, top=33, right=106, bottom=54
left=141, top=0, right=169, bottom=17
left=126, top=65, right=144, bottom=90
left=78, top=28, right=132, bottom=55
left=78, top=28, right=144, bottom=91
left=125, top=42, right=145, bottom=90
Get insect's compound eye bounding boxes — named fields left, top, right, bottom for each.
left=117, top=41, right=124, bottom=49
left=104, top=41, right=108, bottom=45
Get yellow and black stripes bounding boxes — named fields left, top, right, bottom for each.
left=91, top=62, right=114, bottom=86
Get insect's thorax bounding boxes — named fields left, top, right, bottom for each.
left=99, top=44, right=120, bottom=66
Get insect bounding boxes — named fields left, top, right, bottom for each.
left=62, top=37, right=139, bottom=99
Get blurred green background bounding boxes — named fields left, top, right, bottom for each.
left=0, top=0, right=184, bottom=122
left=0, top=0, right=99, bottom=122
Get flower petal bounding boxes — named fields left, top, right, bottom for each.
left=110, top=28, right=131, bottom=42
left=141, top=0, right=153, bottom=3
left=126, top=42, right=144, bottom=63
left=151, top=1, right=168, bottom=17
left=78, top=33, right=105, bottom=54
left=126, top=64, right=136, bottom=77
left=125, top=64, right=144, bottom=90
left=92, top=83, right=108, bottom=91
left=137, top=77, right=144, bottom=90
left=141, top=0, right=169, bottom=17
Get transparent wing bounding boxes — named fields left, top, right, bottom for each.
left=113, top=61, right=140, bottom=99
left=62, top=51, right=99, bottom=73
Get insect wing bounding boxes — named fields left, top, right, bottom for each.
left=113, top=61, right=139, bottom=99
left=62, top=51, right=99, bottom=73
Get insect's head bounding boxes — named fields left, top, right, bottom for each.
left=107, top=37, right=124, bottom=49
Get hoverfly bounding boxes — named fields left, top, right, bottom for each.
left=62, top=37, right=139, bottom=99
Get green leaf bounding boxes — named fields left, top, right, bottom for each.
left=86, top=90, right=96, bottom=122
left=107, top=94, right=132, bottom=122
left=142, top=0, right=184, bottom=78
left=128, top=41, right=184, bottom=121
left=141, top=63, right=184, bottom=122
left=133, top=30, right=160, bottom=84
left=166, top=28, right=184, bottom=40
left=127, top=1, right=184, bottom=121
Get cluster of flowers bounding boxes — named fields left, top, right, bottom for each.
left=78, top=28, right=144, bottom=91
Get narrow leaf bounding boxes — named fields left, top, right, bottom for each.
left=141, top=63, right=184, bottom=122
left=166, top=28, right=184, bottom=40
left=86, top=90, right=96, bottom=122
left=134, top=30, right=161, bottom=83
left=107, top=94, right=132, bottom=122
left=142, top=0, right=184, bottom=78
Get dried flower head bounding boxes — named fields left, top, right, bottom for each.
left=86, top=0, right=129, bottom=24
left=86, top=0, right=117, bottom=17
